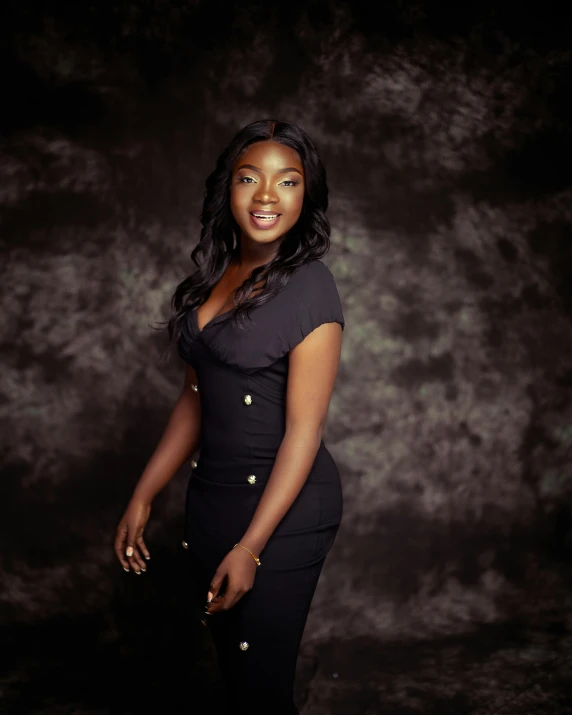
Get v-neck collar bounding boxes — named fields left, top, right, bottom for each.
left=191, top=262, right=308, bottom=335
left=192, top=306, right=234, bottom=334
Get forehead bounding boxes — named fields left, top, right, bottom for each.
left=234, top=141, right=303, bottom=172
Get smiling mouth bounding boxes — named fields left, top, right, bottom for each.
left=250, top=212, right=281, bottom=220
left=249, top=212, right=282, bottom=230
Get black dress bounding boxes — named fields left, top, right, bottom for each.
left=177, top=259, right=345, bottom=714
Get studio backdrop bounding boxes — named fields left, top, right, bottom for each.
left=1, top=1, right=571, bottom=712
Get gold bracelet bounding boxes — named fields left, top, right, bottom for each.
left=233, top=543, right=261, bottom=567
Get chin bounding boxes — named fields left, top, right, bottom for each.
left=241, top=226, right=290, bottom=242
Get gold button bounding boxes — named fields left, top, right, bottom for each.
left=181, top=540, right=189, bottom=549
left=191, top=460, right=198, bottom=469
left=191, top=383, right=199, bottom=392
left=247, top=475, right=256, bottom=485
left=243, top=394, right=252, bottom=405
left=239, top=641, right=249, bottom=651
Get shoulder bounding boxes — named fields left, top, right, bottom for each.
left=288, top=259, right=345, bottom=337
left=292, top=259, right=339, bottom=286
left=290, top=260, right=337, bottom=296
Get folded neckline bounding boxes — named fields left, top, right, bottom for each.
left=192, top=306, right=234, bottom=334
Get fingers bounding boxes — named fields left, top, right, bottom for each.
left=205, top=553, right=256, bottom=614
left=126, top=532, right=147, bottom=573
left=207, top=587, right=245, bottom=614
left=204, top=594, right=223, bottom=615
left=115, top=503, right=152, bottom=575
left=136, top=535, right=151, bottom=562
left=114, top=523, right=130, bottom=571
left=206, top=571, right=247, bottom=613
left=126, top=544, right=147, bottom=574
left=205, top=571, right=225, bottom=613
left=208, top=570, right=224, bottom=603
left=124, top=521, right=147, bottom=573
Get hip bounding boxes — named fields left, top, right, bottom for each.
left=183, top=442, right=343, bottom=567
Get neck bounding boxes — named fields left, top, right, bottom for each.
left=232, top=235, right=283, bottom=272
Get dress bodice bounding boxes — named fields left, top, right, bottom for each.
left=177, top=260, right=344, bottom=468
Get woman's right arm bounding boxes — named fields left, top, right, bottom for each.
left=114, top=364, right=201, bottom=572
left=132, top=365, right=201, bottom=505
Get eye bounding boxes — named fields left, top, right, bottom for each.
left=237, top=176, right=256, bottom=183
left=280, top=180, right=300, bottom=187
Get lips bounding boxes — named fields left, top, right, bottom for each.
left=249, top=211, right=282, bottom=230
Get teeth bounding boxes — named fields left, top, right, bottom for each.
left=252, top=214, right=279, bottom=219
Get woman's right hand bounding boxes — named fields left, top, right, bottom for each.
left=114, top=498, right=152, bottom=574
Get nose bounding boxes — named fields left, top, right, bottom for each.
left=253, top=181, right=278, bottom=205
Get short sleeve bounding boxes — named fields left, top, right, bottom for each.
left=198, top=259, right=344, bottom=372
left=287, top=260, right=345, bottom=351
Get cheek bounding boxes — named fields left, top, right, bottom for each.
left=284, top=191, right=304, bottom=219
left=230, top=189, right=246, bottom=217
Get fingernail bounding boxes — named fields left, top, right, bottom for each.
left=145, top=556, right=151, bottom=560
left=207, top=592, right=213, bottom=602
left=141, top=568, right=146, bottom=572
left=126, top=546, right=134, bottom=557
left=123, top=568, right=129, bottom=572
left=135, top=570, right=141, bottom=575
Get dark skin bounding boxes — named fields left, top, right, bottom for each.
left=115, top=141, right=342, bottom=622
left=114, top=363, right=201, bottom=573
left=197, top=140, right=306, bottom=321
left=202, top=142, right=342, bottom=613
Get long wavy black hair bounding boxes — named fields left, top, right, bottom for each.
left=164, top=118, right=331, bottom=359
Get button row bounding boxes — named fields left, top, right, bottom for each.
left=244, top=393, right=254, bottom=486
left=191, top=458, right=255, bottom=486
left=244, top=393, right=254, bottom=482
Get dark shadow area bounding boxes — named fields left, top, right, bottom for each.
left=0, top=546, right=226, bottom=715
left=307, top=612, right=572, bottom=714
left=2, top=599, right=572, bottom=713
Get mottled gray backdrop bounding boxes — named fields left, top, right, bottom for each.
left=2, top=1, right=571, bottom=713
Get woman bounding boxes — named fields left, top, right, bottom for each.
left=114, top=119, right=345, bottom=714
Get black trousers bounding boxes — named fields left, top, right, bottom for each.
left=185, top=546, right=330, bottom=715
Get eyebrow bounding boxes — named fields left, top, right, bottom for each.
left=236, top=163, right=303, bottom=176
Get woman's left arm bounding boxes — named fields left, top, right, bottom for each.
left=206, top=321, right=343, bottom=613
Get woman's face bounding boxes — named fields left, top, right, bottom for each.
left=230, top=141, right=305, bottom=250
